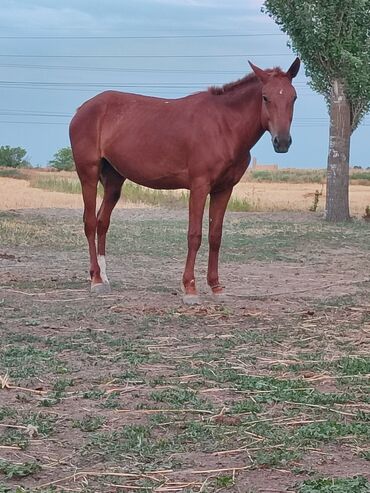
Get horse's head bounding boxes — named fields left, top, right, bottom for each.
left=249, top=58, right=300, bottom=153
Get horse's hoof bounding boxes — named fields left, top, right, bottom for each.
left=182, top=293, right=201, bottom=305
left=91, top=282, right=111, bottom=295
left=212, top=291, right=228, bottom=304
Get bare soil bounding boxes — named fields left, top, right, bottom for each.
left=0, top=207, right=369, bottom=493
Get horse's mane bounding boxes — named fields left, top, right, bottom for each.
left=209, top=67, right=286, bottom=95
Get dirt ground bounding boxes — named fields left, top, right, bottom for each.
left=0, top=206, right=369, bottom=493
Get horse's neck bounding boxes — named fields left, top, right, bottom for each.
left=221, top=83, right=265, bottom=147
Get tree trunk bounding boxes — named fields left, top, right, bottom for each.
left=325, top=79, right=351, bottom=222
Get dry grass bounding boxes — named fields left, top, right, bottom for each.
left=233, top=181, right=370, bottom=216
left=0, top=170, right=369, bottom=217
left=0, top=177, right=142, bottom=210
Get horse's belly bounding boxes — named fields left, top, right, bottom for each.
left=105, top=155, right=189, bottom=190
left=128, top=172, right=189, bottom=190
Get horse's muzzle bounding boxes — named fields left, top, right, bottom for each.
left=273, top=135, right=292, bottom=154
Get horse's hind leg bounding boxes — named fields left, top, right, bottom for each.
left=207, top=187, right=233, bottom=299
left=96, top=160, right=125, bottom=288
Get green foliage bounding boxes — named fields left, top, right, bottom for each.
left=150, top=388, right=212, bottom=409
left=249, top=169, right=326, bottom=183
left=23, top=412, right=56, bottom=436
left=0, top=407, right=16, bottom=420
left=215, top=475, right=234, bottom=487
left=0, top=146, right=30, bottom=168
left=0, top=429, right=29, bottom=450
left=297, top=476, right=370, bottom=493
left=0, top=460, right=41, bottom=479
left=263, top=0, right=370, bottom=130
left=336, top=356, right=370, bottom=375
left=73, top=415, right=106, bottom=432
left=297, top=420, right=370, bottom=441
left=48, top=147, right=75, bottom=171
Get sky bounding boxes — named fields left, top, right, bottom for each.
left=0, top=0, right=369, bottom=169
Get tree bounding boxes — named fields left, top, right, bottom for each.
left=49, top=147, right=75, bottom=171
left=0, top=145, right=30, bottom=168
left=263, top=0, right=370, bottom=221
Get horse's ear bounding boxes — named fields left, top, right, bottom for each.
left=287, top=57, right=300, bottom=80
left=248, top=61, right=270, bottom=84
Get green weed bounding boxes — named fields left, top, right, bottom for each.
left=297, top=476, right=370, bottom=493
left=0, top=460, right=41, bottom=479
left=73, top=415, right=106, bottom=432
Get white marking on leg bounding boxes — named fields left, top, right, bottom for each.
left=97, top=255, right=109, bottom=284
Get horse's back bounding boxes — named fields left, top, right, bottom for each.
left=70, top=91, right=204, bottom=188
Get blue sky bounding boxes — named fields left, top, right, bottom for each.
left=0, top=0, right=369, bottom=168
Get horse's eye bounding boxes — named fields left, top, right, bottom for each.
left=263, top=95, right=269, bottom=103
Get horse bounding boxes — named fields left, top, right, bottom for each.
left=69, top=58, right=300, bottom=304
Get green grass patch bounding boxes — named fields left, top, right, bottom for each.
left=297, top=476, right=370, bottom=493
left=296, top=420, right=370, bottom=442
left=0, top=429, right=29, bottom=450
left=336, top=356, right=370, bottom=375
left=73, top=415, right=106, bottom=432
left=0, top=460, right=41, bottom=479
left=0, top=345, right=69, bottom=380
left=246, top=168, right=370, bottom=185
left=248, top=169, right=326, bottom=184
left=149, top=388, right=213, bottom=410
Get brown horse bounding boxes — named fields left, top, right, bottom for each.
left=70, top=58, right=300, bottom=304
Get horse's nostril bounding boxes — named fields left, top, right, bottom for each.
left=288, top=136, right=292, bottom=146
left=273, top=136, right=279, bottom=146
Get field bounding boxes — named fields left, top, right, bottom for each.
left=1, top=168, right=369, bottom=216
left=0, top=174, right=370, bottom=493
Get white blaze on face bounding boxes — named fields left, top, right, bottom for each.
left=97, top=255, right=109, bottom=284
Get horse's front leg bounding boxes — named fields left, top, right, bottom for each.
left=182, top=186, right=209, bottom=305
left=207, top=187, right=233, bottom=298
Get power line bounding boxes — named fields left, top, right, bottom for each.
left=0, top=84, right=314, bottom=97
left=0, top=33, right=285, bottom=39
left=0, top=63, right=303, bottom=76
left=0, top=79, right=308, bottom=87
left=0, top=53, right=292, bottom=59
left=0, top=120, right=66, bottom=125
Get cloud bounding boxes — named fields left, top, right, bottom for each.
left=0, top=1, right=131, bottom=34
left=0, top=5, right=99, bottom=31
